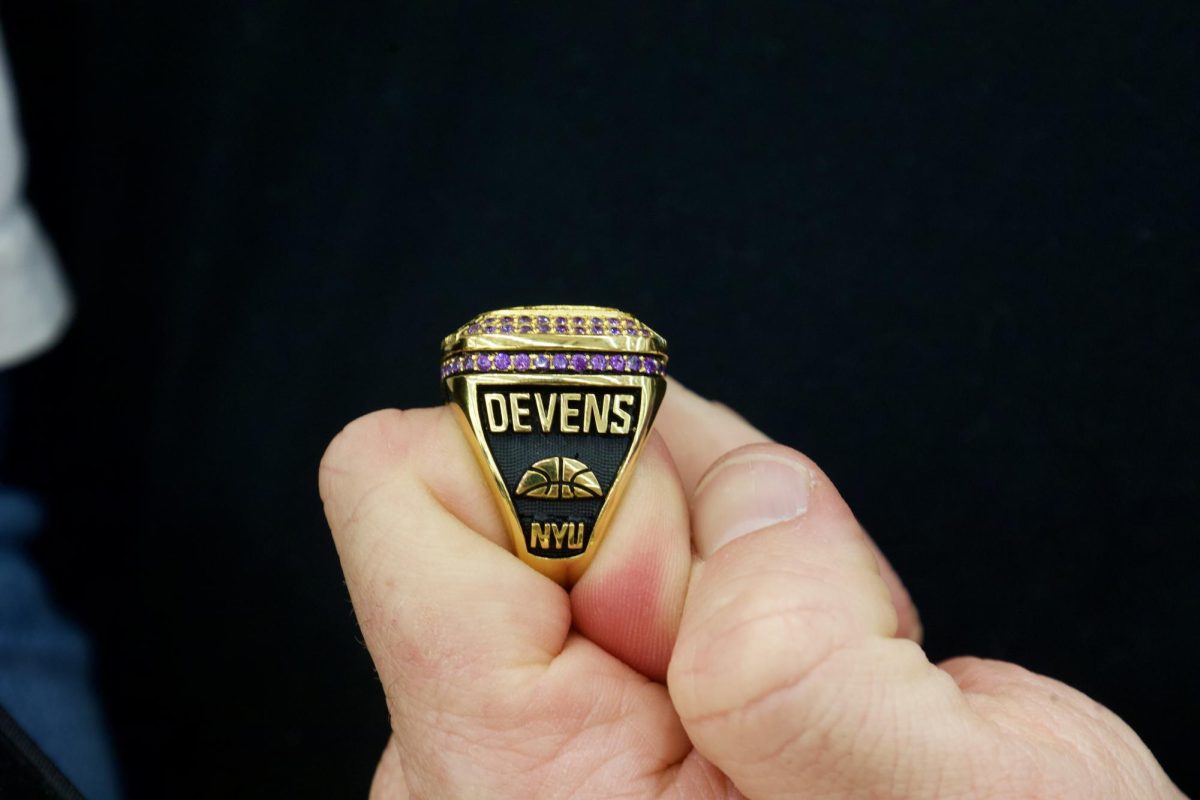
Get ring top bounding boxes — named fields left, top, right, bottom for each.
left=440, top=305, right=668, bottom=380
left=442, top=305, right=667, bottom=354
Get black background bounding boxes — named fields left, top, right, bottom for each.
left=2, top=3, right=1197, bottom=797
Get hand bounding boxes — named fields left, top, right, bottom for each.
left=320, top=379, right=1184, bottom=799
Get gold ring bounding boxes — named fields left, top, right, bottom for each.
left=440, top=306, right=668, bottom=585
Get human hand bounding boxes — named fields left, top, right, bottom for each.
left=320, top=379, right=1184, bottom=799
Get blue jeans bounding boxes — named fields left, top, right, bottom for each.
left=0, top=377, right=121, bottom=798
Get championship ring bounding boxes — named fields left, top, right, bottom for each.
left=440, top=306, right=668, bottom=585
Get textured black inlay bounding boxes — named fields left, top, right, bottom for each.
left=478, top=385, right=641, bottom=558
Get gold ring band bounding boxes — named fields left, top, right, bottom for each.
left=440, top=306, right=668, bottom=585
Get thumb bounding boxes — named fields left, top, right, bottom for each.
left=668, top=443, right=1185, bottom=799
left=668, top=443, right=979, bottom=798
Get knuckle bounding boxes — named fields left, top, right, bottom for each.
left=318, top=408, right=419, bottom=503
left=672, top=573, right=847, bottom=725
left=319, top=408, right=443, bottom=539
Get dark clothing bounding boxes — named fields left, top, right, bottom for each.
left=0, top=378, right=119, bottom=799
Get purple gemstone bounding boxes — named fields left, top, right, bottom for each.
left=639, top=328, right=650, bottom=337
left=645, top=357, right=659, bottom=374
left=484, top=316, right=496, bottom=324
left=514, top=353, right=531, bottom=371
left=607, top=317, right=620, bottom=326
left=574, top=327, right=587, bottom=334
left=591, top=323, right=604, bottom=334
left=534, top=353, right=550, bottom=369
left=501, top=323, right=514, bottom=333
left=538, top=323, right=551, bottom=332
left=477, top=354, right=491, bottom=371
left=494, top=353, right=511, bottom=370
left=591, top=316, right=602, bottom=324
left=609, top=354, right=625, bottom=371
left=483, top=325, right=495, bottom=333
left=467, top=323, right=481, bottom=334
left=555, top=323, right=568, bottom=333
left=518, top=315, right=531, bottom=324
left=462, top=355, right=474, bottom=371
left=519, top=325, right=532, bottom=333
left=537, top=315, right=550, bottom=325
left=589, top=354, right=606, bottom=370
left=553, top=353, right=569, bottom=370
left=555, top=316, right=567, bottom=326
left=571, top=354, right=588, bottom=371
left=628, top=355, right=642, bottom=372
left=501, top=316, right=513, bottom=324
left=608, top=326, right=621, bottom=335
left=572, top=316, right=585, bottom=326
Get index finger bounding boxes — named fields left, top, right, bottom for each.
left=655, top=378, right=771, bottom=493
left=319, top=407, right=701, bottom=794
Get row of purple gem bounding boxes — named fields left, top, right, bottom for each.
left=441, top=351, right=665, bottom=379
left=466, top=314, right=652, bottom=337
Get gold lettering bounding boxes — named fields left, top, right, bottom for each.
left=567, top=522, right=585, bottom=549
left=559, top=393, right=581, bottom=433
left=530, top=522, right=551, bottom=549
left=610, top=394, right=635, bottom=434
left=509, top=393, right=532, bottom=433
left=484, top=393, right=509, bottom=432
left=535, top=393, right=557, bottom=432
left=530, top=522, right=587, bottom=550
left=500, top=392, right=636, bottom=434
left=583, top=394, right=611, bottom=433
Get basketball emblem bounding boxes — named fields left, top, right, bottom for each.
left=515, top=456, right=604, bottom=499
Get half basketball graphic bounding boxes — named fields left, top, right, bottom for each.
left=514, top=456, right=604, bottom=499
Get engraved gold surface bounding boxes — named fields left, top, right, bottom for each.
left=515, top=457, right=603, bottom=499
left=442, top=306, right=668, bottom=585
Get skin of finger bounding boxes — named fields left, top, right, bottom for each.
left=669, top=443, right=1002, bottom=799
left=321, top=409, right=741, bottom=799
left=654, top=378, right=771, bottom=494
left=321, top=409, right=575, bottom=793
left=321, top=405, right=512, bottom=551
left=569, top=434, right=693, bottom=682
left=656, top=378, right=922, bottom=643
left=941, top=658, right=1188, bottom=799
left=671, top=444, right=1185, bottom=799
left=369, top=738, right=410, bottom=800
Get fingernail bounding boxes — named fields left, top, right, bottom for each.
left=692, top=453, right=812, bottom=558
